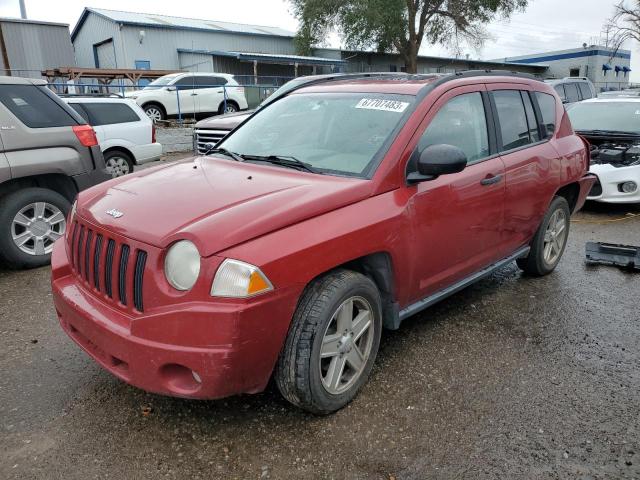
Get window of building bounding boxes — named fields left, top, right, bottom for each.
left=0, top=84, right=78, bottom=128
left=492, top=90, right=532, bottom=151
left=569, top=68, right=580, bottom=77
left=418, top=92, right=489, bottom=163
left=534, top=92, right=557, bottom=138
left=135, top=60, right=151, bottom=70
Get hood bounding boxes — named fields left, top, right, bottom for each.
left=77, top=157, right=371, bottom=257
left=195, top=110, right=254, bottom=130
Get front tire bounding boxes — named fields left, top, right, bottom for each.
left=0, top=188, right=70, bottom=269
left=517, top=196, right=571, bottom=276
left=275, top=270, right=382, bottom=415
left=104, top=150, right=134, bottom=178
left=143, top=103, right=165, bottom=122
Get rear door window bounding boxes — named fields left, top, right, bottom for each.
left=0, top=84, right=78, bottom=128
left=534, top=92, right=557, bottom=138
left=77, top=103, right=140, bottom=126
left=554, top=84, right=566, bottom=102
left=564, top=83, right=581, bottom=103
left=578, top=82, right=593, bottom=100
left=195, top=76, right=228, bottom=88
left=492, top=90, right=532, bottom=151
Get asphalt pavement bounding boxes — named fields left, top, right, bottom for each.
left=1, top=201, right=639, bottom=480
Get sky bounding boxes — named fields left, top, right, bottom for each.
left=1, top=0, right=638, bottom=80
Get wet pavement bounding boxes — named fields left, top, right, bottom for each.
left=1, top=202, right=639, bottom=479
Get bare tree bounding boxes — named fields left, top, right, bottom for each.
left=604, top=1, right=640, bottom=54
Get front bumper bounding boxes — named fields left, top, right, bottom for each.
left=587, top=163, right=640, bottom=204
left=51, top=239, right=301, bottom=400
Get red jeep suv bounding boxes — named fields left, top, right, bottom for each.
left=51, top=72, right=595, bottom=414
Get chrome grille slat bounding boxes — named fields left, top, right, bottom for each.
left=195, top=129, right=229, bottom=154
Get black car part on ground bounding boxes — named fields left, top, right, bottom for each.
left=585, top=241, right=640, bottom=271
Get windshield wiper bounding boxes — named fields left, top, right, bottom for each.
left=242, top=154, right=319, bottom=173
left=577, top=129, right=640, bottom=136
left=206, top=147, right=244, bottom=162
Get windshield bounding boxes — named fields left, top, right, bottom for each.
left=567, top=101, right=640, bottom=134
left=218, top=92, right=414, bottom=177
left=143, top=75, right=178, bottom=90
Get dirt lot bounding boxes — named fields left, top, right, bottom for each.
left=1, top=192, right=639, bottom=479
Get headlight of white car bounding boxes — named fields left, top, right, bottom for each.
left=211, top=259, right=273, bottom=298
left=164, top=240, right=201, bottom=291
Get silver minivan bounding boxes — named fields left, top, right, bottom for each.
left=545, top=77, right=596, bottom=105
left=0, top=76, right=109, bottom=268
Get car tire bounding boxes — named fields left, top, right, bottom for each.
left=143, top=103, right=165, bottom=122
left=104, top=150, right=134, bottom=178
left=219, top=101, right=239, bottom=114
left=517, top=196, right=571, bottom=276
left=0, top=188, right=71, bottom=269
left=275, top=269, right=382, bottom=415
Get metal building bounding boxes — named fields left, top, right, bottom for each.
left=501, top=46, right=632, bottom=92
left=0, top=17, right=75, bottom=79
left=71, top=8, right=345, bottom=83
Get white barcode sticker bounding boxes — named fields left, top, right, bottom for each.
left=355, top=98, right=409, bottom=113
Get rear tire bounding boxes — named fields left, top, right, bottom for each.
left=275, top=269, right=382, bottom=415
left=104, top=150, right=134, bottom=178
left=0, top=188, right=70, bottom=269
left=219, top=101, right=239, bottom=114
left=517, top=196, right=571, bottom=276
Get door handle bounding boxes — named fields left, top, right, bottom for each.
left=480, top=174, right=503, bottom=186
left=190, top=93, right=198, bottom=96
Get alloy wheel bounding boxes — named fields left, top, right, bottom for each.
left=145, top=107, right=162, bottom=122
left=105, top=156, right=130, bottom=177
left=224, top=104, right=238, bottom=113
left=11, top=202, right=66, bottom=256
left=319, top=296, right=375, bottom=395
left=543, top=208, right=567, bottom=265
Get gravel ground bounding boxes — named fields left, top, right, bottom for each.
left=0, top=199, right=639, bottom=480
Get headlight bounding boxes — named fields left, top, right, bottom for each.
left=164, top=240, right=201, bottom=291
left=211, top=259, right=273, bottom=298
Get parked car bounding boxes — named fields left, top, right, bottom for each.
left=0, top=76, right=109, bottom=268
left=568, top=97, right=640, bottom=203
left=63, top=97, right=162, bottom=177
left=52, top=71, right=594, bottom=414
left=125, top=72, right=248, bottom=122
left=545, top=77, right=596, bottom=104
left=193, top=72, right=420, bottom=154
left=598, top=89, right=640, bottom=99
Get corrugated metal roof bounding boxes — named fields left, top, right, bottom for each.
left=81, top=7, right=295, bottom=38
left=177, top=49, right=346, bottom=65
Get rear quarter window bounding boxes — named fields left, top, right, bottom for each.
left=78, top=103, right=141, bottom=126
left=534, top=92, right=557, bottom=138
left=578, top=82, right=593, bottom=100
left=0, top=84, right=78, bottom=128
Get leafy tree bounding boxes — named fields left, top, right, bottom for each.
left=290, top=0, right=528, bottom=73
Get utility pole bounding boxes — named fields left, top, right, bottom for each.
left=19, top=0, right=27, bottom=19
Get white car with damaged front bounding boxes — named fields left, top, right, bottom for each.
left=567, top=98, right=640, bottom=203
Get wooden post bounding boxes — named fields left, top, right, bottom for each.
left=294, top=62, right=299, bottom=77
left=253, top=60, right=258, bottom=85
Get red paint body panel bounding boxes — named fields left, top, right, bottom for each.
left=52, top=75, right=593, bottom=400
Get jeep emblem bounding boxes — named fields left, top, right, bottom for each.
left=106, top=208, right=124, bottom=219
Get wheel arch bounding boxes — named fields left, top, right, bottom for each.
left=313, top=252, right=401, bottom=331
left=141, top=101, right=166, bottom=116
left=554, top=182, right=581, bottom=213
left=0, top=174, right=78, bottom=204
left=103, top=146, right=136, bottom=164
left=218, top=99, right=239, bottom=113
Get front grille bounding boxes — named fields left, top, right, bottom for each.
left=69, top=219, right=147, bottom=312
left=589, top=177, right=602, bottom=197
left=195, top=128, right=230, bottom=154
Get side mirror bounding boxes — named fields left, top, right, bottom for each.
left=166, top=86, right=177, bottom=92
left=407, top=144, right=467, bottom=184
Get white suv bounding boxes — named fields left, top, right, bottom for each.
left=64, top=97, right=162, bottom=177
left=125, top=72, right=248, bottom=121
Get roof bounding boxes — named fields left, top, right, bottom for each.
left=177, top=49, right=347, bottom=66
left=501, top=46, right=632, bottom=64
left=72, top=7, right=295, bottom=41
left=0, top=16, right=69, bottom=27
